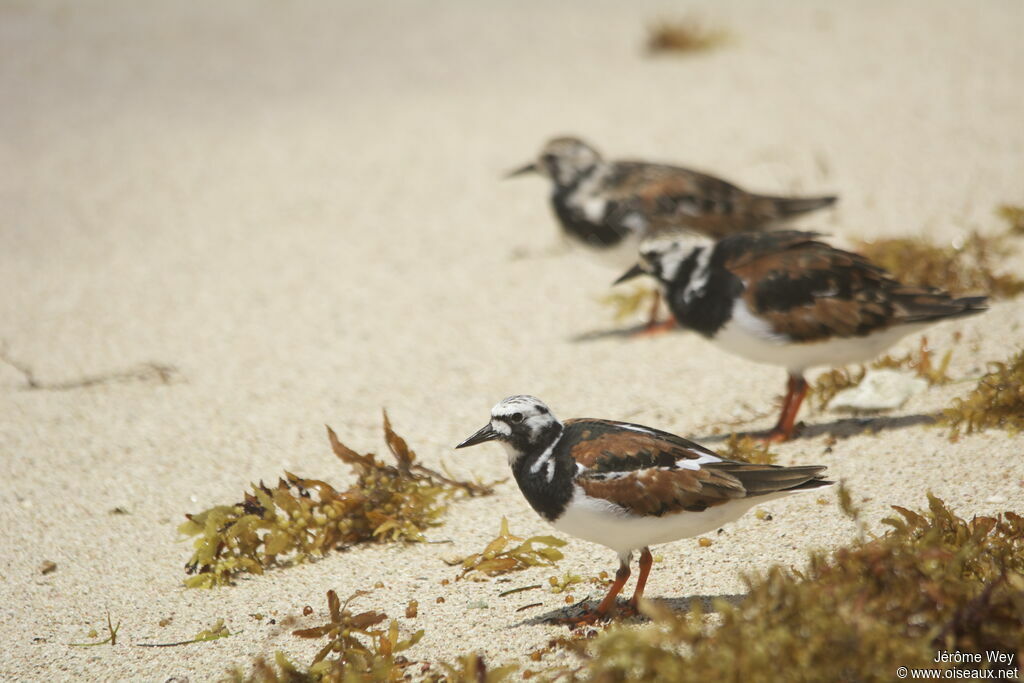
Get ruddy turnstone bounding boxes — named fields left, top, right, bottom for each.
left=615, top=231, right=989, bottom=441
left=456, top=395, right=832, bottom=623
left=507, top=136, right=837, bottom=269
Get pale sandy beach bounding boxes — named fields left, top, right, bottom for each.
left=2, top=1, right=1023, bottom=679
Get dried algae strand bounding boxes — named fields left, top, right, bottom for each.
left=180, top=412, right=497, bottom=587
left=942, top=348, right=1024, bottom=441
left=231, top=589, right=424, bottom=682
left=136, top=619, right=233, bottom=648
left=458, top=517, right=566, bottom=580
left=646, top=16, right=730, bottom=54
left=70, top=612, right=121, bottom=647
left=568, top=495, right=1024, bottom=682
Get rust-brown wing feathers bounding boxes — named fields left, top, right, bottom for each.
left=578, top=466, right=744, bottom=516
left=722, top=232, right=988, bottom=342
left=562, top=419, right=829, bottom=517
left=577, top=459, right=828, bottom=517
left=561, top=418, right=718, bottom=471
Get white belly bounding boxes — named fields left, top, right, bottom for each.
left=713, top=299, right=926, bottom=373
left=551, top=486, right=790, bottom=558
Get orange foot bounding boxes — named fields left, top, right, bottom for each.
left=752, top=424, right=802, bottom=443
left=618, top=602, right=640, bottom=618
left=548, top=610, right=610, bottom=626
left=548, top=601, right=640, bottom=626
left=631, top=319, right=676, bottom=338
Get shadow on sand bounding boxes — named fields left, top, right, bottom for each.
left=517, top=593, right=745, bottom=627
left=694, top=412, right=939, bottom=445
left=569, top=322, right=680, bottom=343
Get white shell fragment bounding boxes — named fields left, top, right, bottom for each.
left=828, top=369, right=928, bottom=412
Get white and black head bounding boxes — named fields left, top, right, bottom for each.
left=506, top=136, right=603, bottom=187
left=614, top=234, right=713, bottom=286
left=456, top=395, right=563, bottom=461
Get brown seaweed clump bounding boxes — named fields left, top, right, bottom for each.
left=942, top=348, right=1024, bottom=441
left=458, top=517, right=566, bottom=579
left=858, top=232, right=1024, bottom=299
left=233, top=590, right=423, bottom=682
left=572, top=495, right=1024, bottom=681
left=998, top=204, right=1024, bottom=235
left=232, top=590, right=522, bottom=682
left=646, top=16, right=729, bottom=54
left=180, top=413, right=496, bottom=587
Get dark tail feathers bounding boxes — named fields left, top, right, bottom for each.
left=713, top=462, right=832, bottom=496
left=900, top=294, right=989, bottom=325
left=770, top=195, right=838, bottom=218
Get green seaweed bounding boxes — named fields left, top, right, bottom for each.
left=942, top=348, right=1024, bottom=440
left=458, top=517, right=566, bottom=579
left=180, top=413, right=496, bottom=587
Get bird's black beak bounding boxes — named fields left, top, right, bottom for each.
left=504, top=162, right=538, bottom=179
left=456, top=423, right=499, bottom=449
left=614, top=263, right=647, bottom=285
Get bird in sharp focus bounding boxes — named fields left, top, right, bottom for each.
left=456, top=395, right=832, bottom=624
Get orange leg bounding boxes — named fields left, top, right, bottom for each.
left=553, top=558, right=631, bottom=625
left=634, top=291, right=676, bottom=337
left=760, top=373, right=808, bottom=443
left=627, top=547, right=653, bottom=609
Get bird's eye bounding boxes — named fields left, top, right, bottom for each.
left=541, top=153, right=557, bottom=166
left=510, top=412, right=524, bottom=424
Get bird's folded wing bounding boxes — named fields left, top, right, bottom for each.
left=578, top=465, right=745, bottom=516
left=578, top=460, right=828, bottom=517
left=562, top=418, right=721, bottom=471
left=726, top=233, right=904, bottom=342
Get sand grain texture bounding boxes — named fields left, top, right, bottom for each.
left=2, top=0, right=1023, bottom=679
